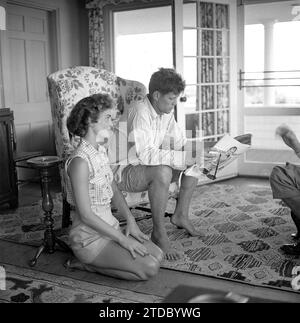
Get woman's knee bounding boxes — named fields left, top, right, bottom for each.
left=137, top=257, right=160, bottom=280
left=152, top=245, right=164, bottom=263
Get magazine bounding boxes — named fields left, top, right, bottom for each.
left=184, top=133, right=252, bottom=180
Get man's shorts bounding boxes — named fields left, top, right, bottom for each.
left=270, top=162, right=300, bottom=199
left=116, top=164, right=181, bottom=193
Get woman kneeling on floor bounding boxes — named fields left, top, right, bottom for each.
left=64, top=93, right=163, bottom=280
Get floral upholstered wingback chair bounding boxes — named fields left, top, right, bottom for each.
left=47, top=66, right=150, bottom=227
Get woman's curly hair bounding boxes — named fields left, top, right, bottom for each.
left=67, top=93, right=113, bottom=138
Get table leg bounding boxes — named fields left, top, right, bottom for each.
left=40, top=167, right=56, bottom=253
left=55, top=237, right=72, bottom=253
left=29, top=244, right=45, bottom=267
left=28, top=160, right=73, bottom=266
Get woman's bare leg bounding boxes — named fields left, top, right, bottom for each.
left=66, top=236, right=162, bottom=281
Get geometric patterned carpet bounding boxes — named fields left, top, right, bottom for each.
left=0, top=263, right=163, bottom=303
left=137, top=184, right=300, bottom=294
left=1, top=184, right=300, bottom=294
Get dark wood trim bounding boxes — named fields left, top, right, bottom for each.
left=0, top=108, right=18, bottom=208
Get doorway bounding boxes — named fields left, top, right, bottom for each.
left=6, top=3, right=58, bottom=160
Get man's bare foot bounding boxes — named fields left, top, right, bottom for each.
left=276, top=124, right=300, bottom=152
left=170, top=214, right=206, bottom=237
left=151, top=233, right=183, bottom=261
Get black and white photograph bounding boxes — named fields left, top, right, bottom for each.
left=0, top=0, right=299, bottom=309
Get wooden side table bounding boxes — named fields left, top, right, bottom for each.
left=26, top=156, right=71, bottom=267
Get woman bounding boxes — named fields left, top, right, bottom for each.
left=64, top=93, right=163, bottom=280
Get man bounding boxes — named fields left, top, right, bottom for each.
left=116, top=68, right=209, bottom=260
left=270, top=124, right=300, bottom=255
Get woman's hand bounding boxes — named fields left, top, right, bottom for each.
left=118, top=234, right=149, bottom=259
left=125, top=216, right=149, bottom=243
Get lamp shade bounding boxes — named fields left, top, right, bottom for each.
left=0, top=6, right=6, bottom=30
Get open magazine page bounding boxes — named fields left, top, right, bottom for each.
left=185, top=134, right=251, bottom=180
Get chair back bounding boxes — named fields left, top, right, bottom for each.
left=47, top=66, right=147, bottom=201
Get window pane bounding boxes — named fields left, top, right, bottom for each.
left=274, top=22, right=300, bottom=70
left=273, top=21, right=300, bottom=105
left=185, top=85, right=199, bottom=111
left=217, top=58, right=229, bottom=82
left=217, top=85, right=229, bottom=109
left=215, top=4, right=229, bottom=29
left=114, top=6, right=172, bottom=86
left=244, top=24, right=264, bottom=73
left=183, top=29, right=197, bottom=56
left=216, top=30, right=229, bottom=56
left=186, top=113, right=200, bottom=138
left=202, top=112, right=215, bottom=136
left=184, top=57, right=197, bottom=84
left=200, top=2, right=213, bottom=28
left=201, top=85, right=214, bottom=110
left=183, top=2, right=197, bottom=28
left=217, top=110, right=229, bottom=135
left=201, top=58, right=214, bottom=83
left=201, top=30, right=214, bottom=56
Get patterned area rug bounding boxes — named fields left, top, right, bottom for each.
left=0, top=263, right=162, bottom=303
left=150, top=184, right=300, bottom=293
left=1, top=184, right=300, bottom=293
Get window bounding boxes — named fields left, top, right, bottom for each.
left=273, top=21, right=300, bottom=105
left=113, top=6, right=172, bottom=87
left=182, top=1, right=230, bottom=142
left=244, top=6, right=300, bottom=107
left=244, top=24, right=264, bottom=106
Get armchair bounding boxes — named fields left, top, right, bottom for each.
left=47, top=66, right=151, bottom=227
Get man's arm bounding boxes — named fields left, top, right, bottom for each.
left=276, top=124, right=300, bottom=157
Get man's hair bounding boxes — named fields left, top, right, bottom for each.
left=149, top=68, right=185, bottom=96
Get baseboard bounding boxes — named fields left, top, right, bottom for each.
left=197, top=173, right=238, bottom=186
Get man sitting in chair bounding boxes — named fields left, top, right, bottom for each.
left=115, top=68, right=212, bottom=260
left=270, top=124, right=300, bottom=255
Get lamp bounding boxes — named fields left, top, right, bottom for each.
left=0, top=6, right=6, bottom=30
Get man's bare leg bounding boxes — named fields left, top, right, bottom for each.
left=170, top=174, right=205, bottom=237
left=147, top=166, right=183, bottom=261
left=282, top=197, right=300, bottom=237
